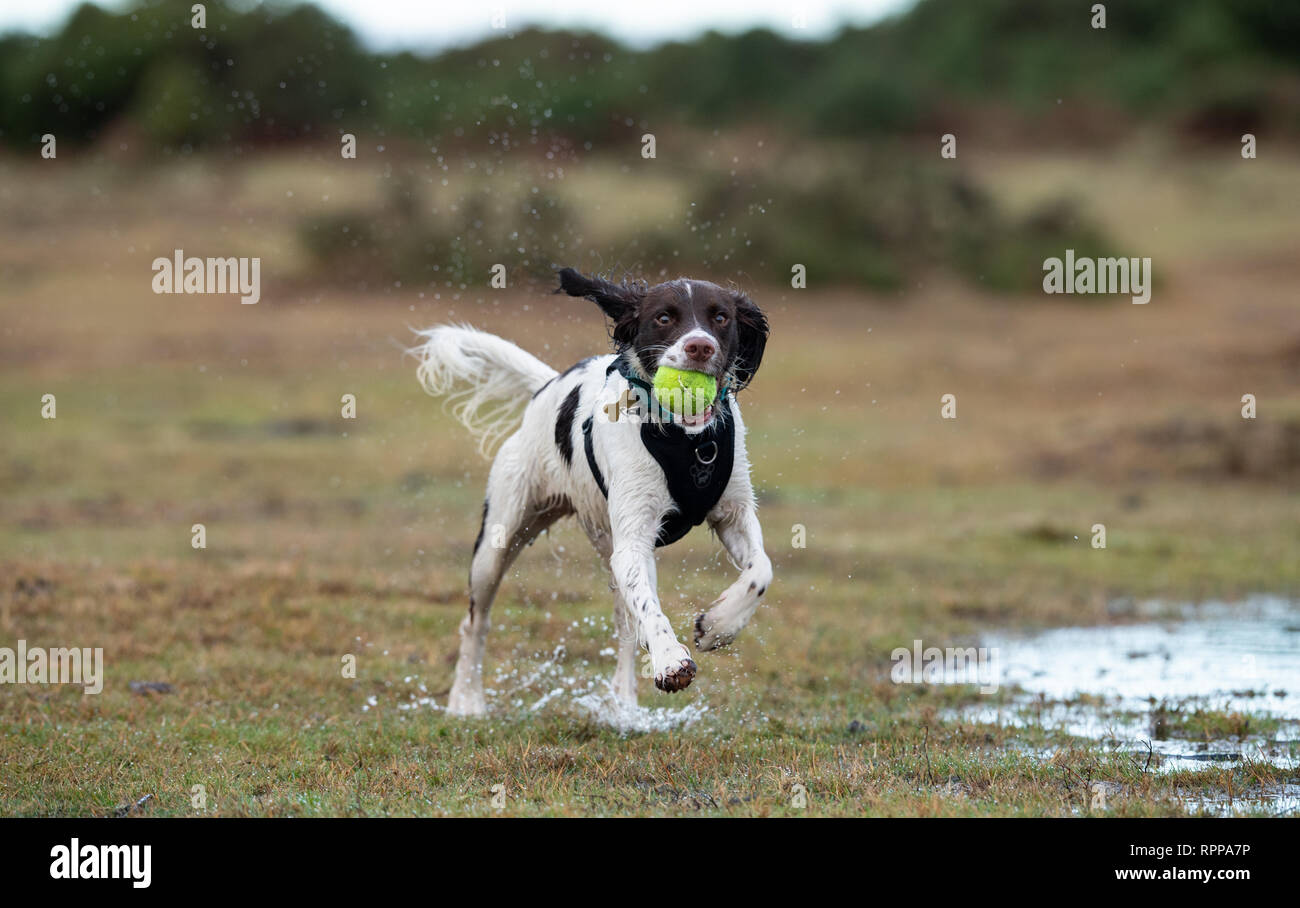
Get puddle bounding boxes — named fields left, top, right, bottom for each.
left=953, top=596, right=1300, bottom=814
left=974, top=702, right=1300, bottom=773
left=1181, top=783, right=1300, bottom=817
left=982, top=595, right=1299, bottom=715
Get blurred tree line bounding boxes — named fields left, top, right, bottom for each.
left=2, top=0, right=1297, bottom=150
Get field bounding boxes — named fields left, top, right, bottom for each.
left=1, top=142, right=1298, bottom=816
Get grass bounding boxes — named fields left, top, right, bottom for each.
left=1, top=142, right=1298, bottom=816
left=1151, top=706, right=1286, bottom=742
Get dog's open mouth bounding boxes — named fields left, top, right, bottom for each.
left=678, top=404, right=714, bottom=427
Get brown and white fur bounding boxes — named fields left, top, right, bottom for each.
left=413, top=268, right=772, bottom=716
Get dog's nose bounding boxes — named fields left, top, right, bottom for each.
left=683, top=339, right=716, bottom=363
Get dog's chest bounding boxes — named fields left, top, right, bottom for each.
left=638, top=420, right=734, bottom=546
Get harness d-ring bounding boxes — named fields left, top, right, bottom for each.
left=695, top=441, right=718, bottom=465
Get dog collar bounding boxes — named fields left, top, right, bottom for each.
left=609, top=356, right=731, bottom=426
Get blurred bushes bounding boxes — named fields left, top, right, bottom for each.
left=298, top=170, right=576, bottom=290
left=297, top=149, right=1105, bottom=292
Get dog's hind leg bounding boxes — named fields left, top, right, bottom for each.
left=446, top=502, right=514, bottom=716
left=447, top=440, right=568, bottom=717
left=611, top=589, right=640, bottom=706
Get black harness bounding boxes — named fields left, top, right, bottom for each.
left=582, top=360, right=735, bottom=547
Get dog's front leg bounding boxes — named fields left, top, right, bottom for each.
left=608, top=512, right=697, bottom=692
left=609, top=544, right=696, bottom=692
left=695, top=502, right=773, bottom=652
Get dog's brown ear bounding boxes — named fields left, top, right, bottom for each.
left=731, top=291, right=768, bottom=391
left=556, top=267, right=644, bottom=346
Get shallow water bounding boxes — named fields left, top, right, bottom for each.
left=958, top=596, right=1300, bottom=814
left=982, top=595, right=1299, bottom=716
left=1182, top=783, right=1300, bottom=817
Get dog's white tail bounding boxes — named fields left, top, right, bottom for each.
left=412, top=324, right=558, bottom=457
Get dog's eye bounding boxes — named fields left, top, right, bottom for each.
left=713, top=312, right=728, bottom=325
left=656, top=312, right=672, bottom=325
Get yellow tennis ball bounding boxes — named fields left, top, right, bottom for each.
left=652, top=367, right=717, bottom=417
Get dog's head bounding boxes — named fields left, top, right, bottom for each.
left=556, top=268, right=768, bottom=405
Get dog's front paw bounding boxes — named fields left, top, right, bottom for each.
left=655, top=652, right=698, bottom=693
left=694, top=611, right=736, bottom=652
